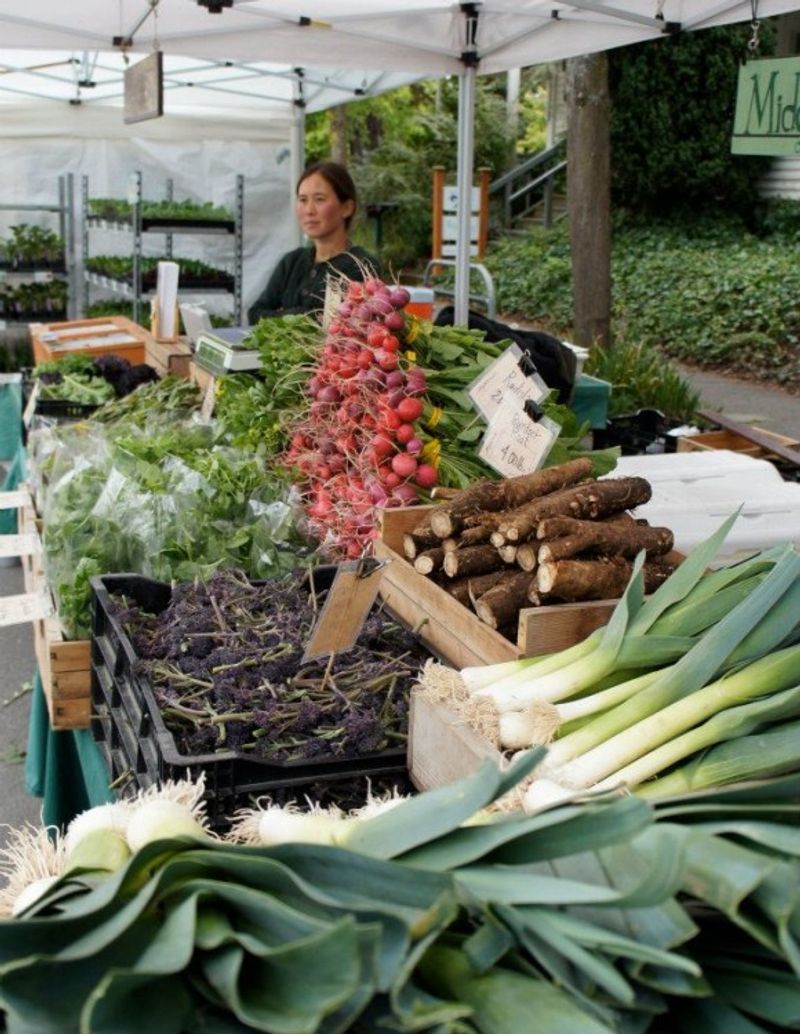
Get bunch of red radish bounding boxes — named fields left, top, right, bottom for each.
left=286, top=277, right=438, bottom=559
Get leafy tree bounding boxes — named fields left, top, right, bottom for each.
left=608, top=23, right=776, bottom=215
left=306, top=77, right=514, bottom=271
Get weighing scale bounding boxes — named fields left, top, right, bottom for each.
left=193, top=327, right=262, bottom=377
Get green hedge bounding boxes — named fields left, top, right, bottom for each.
left=485, top=209, right=800, bottom=388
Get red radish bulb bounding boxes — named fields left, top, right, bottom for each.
left=384, top=311, right=405, bottom=332
left=406, top=437, right=423, bottom=455
left=395, top=423, right=415, bottom=444
left=392, top=483, right=418, bottom=504
left=395, top=396, right=424, bottom=422
left=415, top=463, right=438, bottom=489
left=389, top=287, right=411, bottom=308
left=391, top=452, right=418, bottom=478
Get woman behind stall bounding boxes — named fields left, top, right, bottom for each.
left=248, top=161, right=381, bottom=323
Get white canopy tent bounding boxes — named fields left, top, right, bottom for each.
left=0, top=1, right=798, bottom=320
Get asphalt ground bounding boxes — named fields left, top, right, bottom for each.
left=0, top=366, right=798, bottom=844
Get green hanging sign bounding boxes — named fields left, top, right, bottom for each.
left=732, top=56, right=800, bottom=156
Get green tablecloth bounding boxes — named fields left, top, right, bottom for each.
left=25, top=672, right=114, bottom=829
left=0, top=441, right=26, bottom=534
left=0, top=376, right=22, bottom=462
left=571, top=373, right=612, bottom=431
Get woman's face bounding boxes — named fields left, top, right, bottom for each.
left=296, top=172, right=354, bottom=242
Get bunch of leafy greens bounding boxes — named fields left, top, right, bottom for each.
left=32, top=378, right=311, bottom=639
left=214, top=313, right=321, bottom=455
left=409, top=319, right=618, bottom=487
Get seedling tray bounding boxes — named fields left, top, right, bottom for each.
left=90, top=570, right=408, bottom=826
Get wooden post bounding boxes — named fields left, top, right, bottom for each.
left=478, top=166, right=490, bottom=258
left=566, top=52, right=611, bottom=350
left=432, top=164, right=445, bottom=274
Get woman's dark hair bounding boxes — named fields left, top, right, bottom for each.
left=297, top=161, right=358, bottom=228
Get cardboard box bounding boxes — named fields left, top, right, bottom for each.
left=376, top=506, right=616, bottom=670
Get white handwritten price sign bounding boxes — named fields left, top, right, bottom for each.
left=478, top=405, right=560, bottom=477
left=468, top=344, right=548, bottom=422
left=200, top=377, right=216, bottom=421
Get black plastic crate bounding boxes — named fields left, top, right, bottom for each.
left=90, top=570, right=409, bottom=827
left=593, top=408, right=681, bottom=456
left=34, top=397, right=100, bottom=420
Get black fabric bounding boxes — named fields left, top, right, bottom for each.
left=434, top=306, right=578, bottom=404
left=248, top=244, right=381, bottom=323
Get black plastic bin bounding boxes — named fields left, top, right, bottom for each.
left=89, top=570, right=409, bottom=827
left=593, top=408, right=680, bottom=456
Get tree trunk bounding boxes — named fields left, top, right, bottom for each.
left=329, top=105, right=348, bottom=165
left=566, top=53, right=611, bottom=350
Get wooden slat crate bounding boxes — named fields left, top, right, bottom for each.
left=19, top=496, right=90, bottom=731
left=29, top=316, right=147, bottom=366
left=408, top=692, right=501, bottom=792
left=376, top=507, right=615, bottom=670
left=676, top=427, right=800, bottom=460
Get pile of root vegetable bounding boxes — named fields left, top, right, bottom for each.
left=111, top=567, right=426, bottom=763
left=405, top=456, right=680, bottom=632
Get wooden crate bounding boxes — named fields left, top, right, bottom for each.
left=19, top=497, right=90, bottom=731
left=677, top=427, right=800, bottom=460
left=408, top=692, right=500, bottom=792
left=376, top=507, right=616, bottom=669
left=144, top=336, right=192, bottom=379
left=30, top=316, right=148, bottom=366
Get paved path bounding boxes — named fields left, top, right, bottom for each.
left=677, top=364, right=800, bottom=441
left=0, top=561, right=41, bottom=842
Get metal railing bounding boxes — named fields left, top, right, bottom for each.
left=421, top=258, right=496, bottom=319
left=490, top=141, right=567, bottom=229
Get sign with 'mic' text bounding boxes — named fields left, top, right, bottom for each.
left=732, top=56, right=800, bottom=156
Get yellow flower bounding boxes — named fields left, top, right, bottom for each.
left=405, top=316, right=420, bottom=345
left=421, top=438, right=441, bottom=469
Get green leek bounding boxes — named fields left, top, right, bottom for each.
left=540, top=547, right=800, bottom=774
left=637, top=717, right=800, bottom=799
left=556, top=644, right=800, bottom=794
left=597, top=682, right=800, bottom=793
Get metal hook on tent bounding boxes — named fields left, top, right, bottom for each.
left=748, top=0, right=761, bottom=54
left=150, top=0, right=161, bottom=53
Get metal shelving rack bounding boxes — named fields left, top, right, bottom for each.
left=81, top=172, right=244, bottom=324
left=0, top=174, right=77, bottom=323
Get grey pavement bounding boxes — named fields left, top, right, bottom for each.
left=0, top=560, right=41, bottom=841
left=677, top=364, right=800, bottom=441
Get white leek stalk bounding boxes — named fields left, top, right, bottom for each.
left=472, top=554, right=645, bottom=710
left=595, top=682, right=800, bottom=793
left=636, top=717, right=800, bottom=798
left=550, top=644, right=800, bottom=795
left=540, top=548, right=800, bottom=775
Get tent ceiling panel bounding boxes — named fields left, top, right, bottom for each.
left=0, top=1, right=798, bottom=79
left=0, top=48, right=419, bottom=116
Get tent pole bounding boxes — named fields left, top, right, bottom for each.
left=290, top=70, right=306, bottom=249
left=454, top=63, right=476, bottom=325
